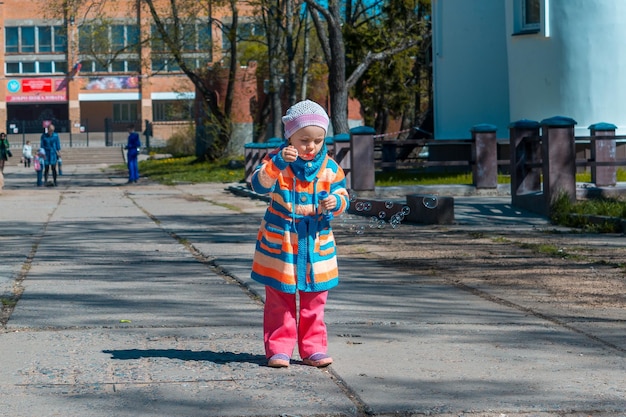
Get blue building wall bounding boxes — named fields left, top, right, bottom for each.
left=434, top=0, right=626, bottom=138
left=432, top=0, right=510, bottom=139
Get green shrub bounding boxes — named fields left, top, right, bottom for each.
left=165, top=125, right=196, bottom=157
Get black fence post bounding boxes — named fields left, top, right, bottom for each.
left=104, top=118, right=112, bottom=146
left=144, top=119, right=152, bottom=151
left=84, top=119, right=89, bottom=147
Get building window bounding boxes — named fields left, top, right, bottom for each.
left=151, top=22, right=212, bottom=72
left=81, top=59, right=140, bottom=74
left=22, top=62, right=36, bottom=73
left=113, top=103, right=138, bottom=122
left=4, top=26, right=66, bottom=54
left=38, top=26, right=52, bottom=52
left=153, top=100, right=194, bottom=121
left=39, top=61, right=53, bottom=73
left=5, top=60, right=67, bottom=75
left=222, top=22, right=265, bottom=50
left=523, top=0, right=540, bottom=29
left=151, top=23, right=211, bottom=53
left=21, top=27, right=36, bottom=53
left=79, top=24, right=140, bottom=74
left=79, top=24, right=140, bottom=54
left=5, top=27, right=19, bottom=53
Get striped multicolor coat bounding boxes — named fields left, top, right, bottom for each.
left=251, top=146, right=349, bottom=294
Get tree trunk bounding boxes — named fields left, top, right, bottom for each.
left=263, top=0, right=284, bottom=139
left=300, top=7, right=311, bottom=101
left=326, top=0, right=349, bottom=134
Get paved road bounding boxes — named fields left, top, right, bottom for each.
left=1, top=163, right=625, bottom=417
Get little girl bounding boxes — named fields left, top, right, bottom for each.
left=251, top=100, right=349, bottom=368
left=34, top=148, right=45, bottom=187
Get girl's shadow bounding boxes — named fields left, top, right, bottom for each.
left=102, top=349, right=266, bottom=366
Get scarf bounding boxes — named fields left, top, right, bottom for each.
left=290, top=143, right=328, bottom=182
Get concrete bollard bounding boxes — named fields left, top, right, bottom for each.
left=350, top=126, right=376, bottom=192
left=405, top=194, right=454, bottom=224
left=588, top=122, right=617, bottom=187
left=243, top=138, right=282, bottom=188
left=509, top=119, right=542, bottom=212
left=333, top=133, right=352, bottom=189
left=347, top=195, right=454, bottom=225
left=470, top=124, right=498, bottom=189
left=325, top=136, right=335, bottom=158
left=541, top=116, right=577, bottom=210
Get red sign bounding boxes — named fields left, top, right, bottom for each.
left=21, top=78, right=53, bottom=93
left=6, top=94, right=67, bottom=103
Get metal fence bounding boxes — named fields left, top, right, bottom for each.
left=5, top=119, right=146, bottom=148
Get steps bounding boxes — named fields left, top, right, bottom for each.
left=58, top=146, right=126, bottom=166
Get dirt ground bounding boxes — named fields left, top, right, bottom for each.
left=335, top=221, right=626, bottom=313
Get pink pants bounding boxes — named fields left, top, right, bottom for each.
left=264, top=286, right=328, bottom=359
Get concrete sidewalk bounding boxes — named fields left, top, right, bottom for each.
left=1, top=163, right=625, bottom=417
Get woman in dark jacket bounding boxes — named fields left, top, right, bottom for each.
left=40, top=124, right=61, bottom=186
left=0, top=132, right=11, bottom=173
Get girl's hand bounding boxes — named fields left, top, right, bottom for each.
left=321, top=195, right=338, bottom=212
left=282, top=145, right=299, bottom=163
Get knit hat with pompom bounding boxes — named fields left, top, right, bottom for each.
left=282, top=100, right=330, bottom=139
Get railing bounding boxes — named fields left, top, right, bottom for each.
left=244, top=124, right=505, bottom=192
left=374, top=137, right=511, bottom=171
left=5, top=118, right=161, bottom=149
left=510, top=118, right=626, bottom=216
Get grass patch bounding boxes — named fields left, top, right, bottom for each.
left=1, top=298, right=17, bottom=308
left=550, top=193, right=626, bottom=232
left=517, top=242, right=584, bottom=260
left=375, top=168, right=626, bottom=187
left=376, top=170, right=477, bottom=186
left=138, top=156, right=244, bottom=185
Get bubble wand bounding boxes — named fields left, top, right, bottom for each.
left=318, top=190, right=334, bottom=221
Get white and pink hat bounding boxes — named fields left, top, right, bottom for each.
left=282, top=100, right=330, bottom=139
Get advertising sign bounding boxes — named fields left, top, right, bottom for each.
left=5, top=78, right=67, bottom=103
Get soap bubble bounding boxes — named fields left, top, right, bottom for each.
left=401, top=206, right=411, bottom=215
left=423, top=195, right=438, bottom=209
left=349, top=190, right=358, bottom=202
left=384, top=201, right=394, bottom=209
left=355, top=201, right=365, bottom=211
left=362, top=201, right=372, bottom=211
left=378, top=211, right=386, bottom=219
left=355, top=225, right=365, bottom=235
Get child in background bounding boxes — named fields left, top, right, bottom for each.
left=34, top=148, right=45, bottom=187
left=22, top=140, right=33, bottom=168
left=250, top=100, right=349, bottom=368
left=125, top=124, right=141, bottom=183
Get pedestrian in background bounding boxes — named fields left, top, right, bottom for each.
left=22, top=140, right=33, bottom=168
left=125, top=124, right=141, bottom=183
left=34, top=148, right=45, bottom=187
left=0, top=132, right=11, bottom=173
left=250, top=100, right=350, bottom=368
left=40, top=124, right=61, bottom=186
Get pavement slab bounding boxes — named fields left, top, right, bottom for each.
left=1, top=162, right=626, bottom=417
